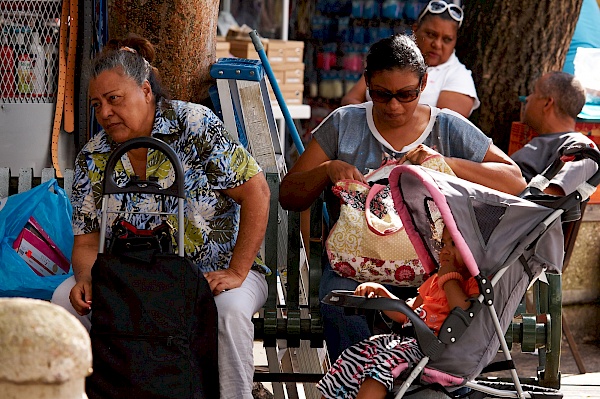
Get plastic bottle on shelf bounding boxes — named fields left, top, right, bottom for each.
left=0, top=35, right=16, bottom=98
left=352, top=0, right=364, bottom=18
left=382, top=0, right=404, bottom=19
left=15, top=31, right=34, bottom=95
left=43, top=35, right=58, bottom=97
left=30, top=32, right=45, bottom=97
left=331, top=71, right=344, bottom=99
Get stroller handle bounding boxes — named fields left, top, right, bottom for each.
left=521, top=142, right=600, bottom=198
left=102, top=137, right=186, bottom=198
left=546, top=143, right=600, bottom=186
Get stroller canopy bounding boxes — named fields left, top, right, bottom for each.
left=389, top=166, right=564, bottom=279
left=388, top=165, right=566, bottom=379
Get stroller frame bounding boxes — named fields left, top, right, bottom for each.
left=323, top=144, right=600, bottom=399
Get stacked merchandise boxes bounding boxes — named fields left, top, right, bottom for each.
left=216, top=36, right=231, bottom=60
left=266, top=40, right=305, bottom=105
left=226, top=37, right=305, bottom=105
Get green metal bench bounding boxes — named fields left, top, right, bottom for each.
left=0, top=167, right=327, bottom=399
left=252, top=173, right=326, bottom=399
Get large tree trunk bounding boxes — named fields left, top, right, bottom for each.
left=456, top=0, right=583, bottom=151
left=107, top=0, right=220, bottom=103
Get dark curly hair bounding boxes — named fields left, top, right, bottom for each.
left=364, top=34, right=428, bottom=85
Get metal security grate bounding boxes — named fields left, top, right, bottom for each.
left=1, top=0, right=61, bottom=103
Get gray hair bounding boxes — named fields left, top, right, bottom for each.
left=90, top=48, right=151, bottom=85
left=89, top=34, right=169, bottom=101
left=539, top=71, right=586, bottom=120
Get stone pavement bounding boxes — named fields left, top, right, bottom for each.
left=253, top=339, right=600, bottom=398
left=490, top=340, right=600, bottom=399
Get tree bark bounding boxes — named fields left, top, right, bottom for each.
left=107, top=0, right=220, bottom=103
left=456, top=0, right=583, bottom=152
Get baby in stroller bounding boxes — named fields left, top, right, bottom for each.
left=320, top=143, right=600, bottom=399
left=318, top=224, right=479, bottom=399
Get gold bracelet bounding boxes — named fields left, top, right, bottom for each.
left=437, top=272, right=464, bottom=290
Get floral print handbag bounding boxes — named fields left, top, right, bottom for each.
left=325, top=156, right=455, bottom=286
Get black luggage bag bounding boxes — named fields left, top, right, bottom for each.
left=86, top=137, right=219, bottom=399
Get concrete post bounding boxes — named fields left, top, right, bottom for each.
left=0, top=297, right=92, bottom=399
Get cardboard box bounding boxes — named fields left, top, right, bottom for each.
left=267, top=40, right=304, bottom=63
left=270, top=62, right=305, bottom=84
left=216, top=39, right=231, bottom=59
left=280, top=88, right=304, bottom=105
left=227, top=39, right=265, bottom=59
left=13, top=217, right=70, bottom=277
left=268, top=83, right=304, bottom=105
left=284, top=66, right=305, bottom=84
left=270, top=70, right=285, bottom=85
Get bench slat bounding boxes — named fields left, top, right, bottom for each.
left=0, top=168, right=9, bottom=198
left=18, top=169, right=33, bottom=194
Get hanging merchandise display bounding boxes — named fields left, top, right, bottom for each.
left=62, top=0, right=79, bottom=134
left=0, top=36, right=15, bottom=98
left=50, top=0, right=74, bottom=178
left=0, top=6, right=61, bottom=104
left=15, top=30, right=33, bottom=95
left=44, top=35, right=58, bottom=96
left=16, top=53, right=33, bottom=95
left=30, top=32, right=46, bottom=97
left=0, top=0, right=78, bottom=178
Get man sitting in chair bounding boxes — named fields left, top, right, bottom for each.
left=511, top=71, right=598, bottom=195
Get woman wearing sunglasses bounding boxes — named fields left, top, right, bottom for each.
left=279, top=33, right=525, bottom=363
left=341, top=0, right=479, bottom=118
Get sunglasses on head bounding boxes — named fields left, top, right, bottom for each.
left=368, top=80, right=424, bottom=104
left=418, top=1, right=464, bottom=27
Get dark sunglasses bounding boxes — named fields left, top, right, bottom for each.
left=369, top=81, right=424, bottom=104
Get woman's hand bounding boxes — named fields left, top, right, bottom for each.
left=69, top=278, right=93, bottom=316
left=326, top=160, right=367, bottom=184
left=403, top=144, right=441, bottom=165
left=354, top=282, right=397, bottom=299
left=69, top=232, right=99, bottom=316
left=204, top=268, right=247, bottom=296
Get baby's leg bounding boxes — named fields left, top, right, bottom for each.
left=356, top=378, right=387, bottom=399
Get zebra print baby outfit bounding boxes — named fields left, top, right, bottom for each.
left=317, top=334, right=423, bottom=399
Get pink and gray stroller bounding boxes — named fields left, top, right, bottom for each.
left=322, top=143, right=600, bottom=398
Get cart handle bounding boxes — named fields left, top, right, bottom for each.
left=103, top=137, right=185, bottom=198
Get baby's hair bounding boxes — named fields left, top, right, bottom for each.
left=89, top=33, right=170, bottom=101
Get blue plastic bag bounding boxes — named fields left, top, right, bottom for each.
left=0, top=179, right=74, bottom=300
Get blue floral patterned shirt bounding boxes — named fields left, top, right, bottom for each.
left=71, top=99, right=265, bottom=273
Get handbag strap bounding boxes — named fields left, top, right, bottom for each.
left=365, top=183, right=403, bottom=236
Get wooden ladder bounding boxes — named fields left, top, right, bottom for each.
left=210, top=58, right=326, bottom=399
